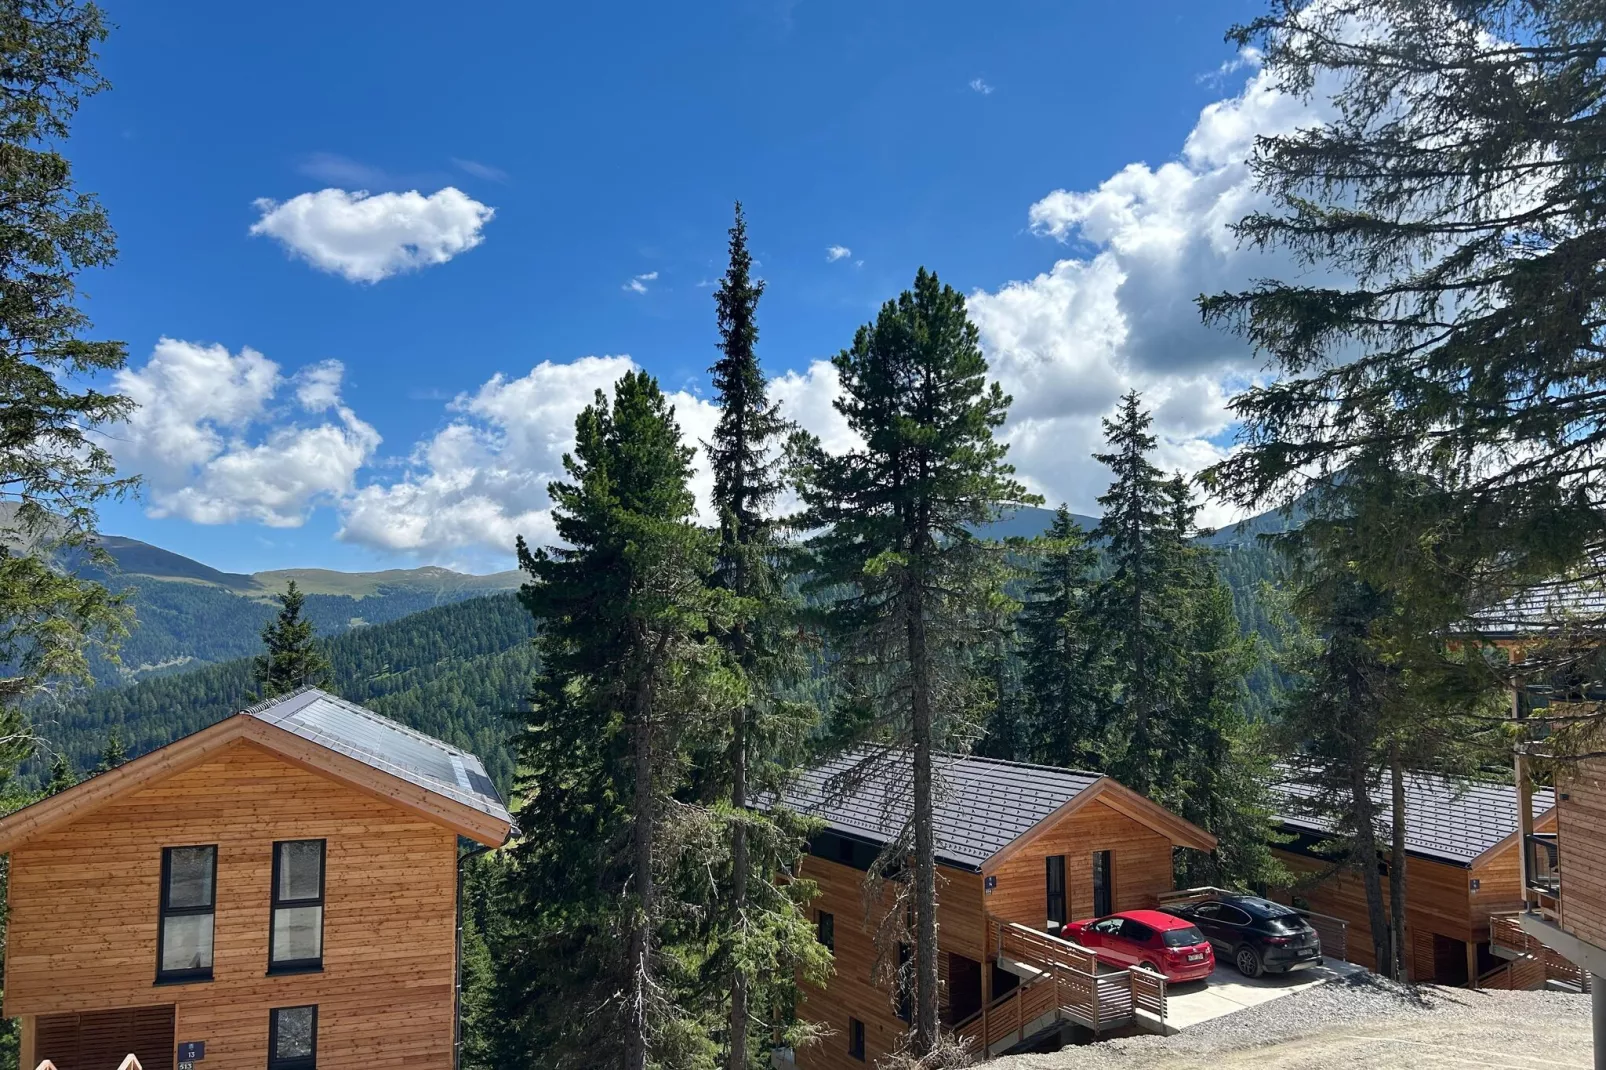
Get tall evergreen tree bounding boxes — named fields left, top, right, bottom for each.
left=793, top=268, right=1034, bottom=1056
left=704, top=203, right=827, bottom=1069
left=1201, top=0, right=1606, bottom=741
left=94, top=724, right=125, bottom=772
left=1092, top=393, right=1182, bottom=795
left=253, top=581, right=331, bottom=700
left=1017, top=506, right=1103, bottom=768
left=45, top=752, right=75, bottom=795
left=506, top=371, right=728, bottom=1070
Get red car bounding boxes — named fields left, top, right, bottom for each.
left=1062, top=909, right=1215, bottom=983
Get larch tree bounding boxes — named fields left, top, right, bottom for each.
left=793, top=268, right=1034, bottom=1057
left=253, top=581, right=331, bottom=700
left=704, top=203, right=828, bottom=1069
left=1200, top=0, right=1606, bottom=747
left=507, top=371, right=729, bottom=1070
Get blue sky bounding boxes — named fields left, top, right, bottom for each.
left=75, top=0, right=1309, bottom=575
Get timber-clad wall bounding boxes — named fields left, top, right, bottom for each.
left=1560, top=757, right=1606, bottom=950
left=794, top=798, right=1179, bottom=1068
left=5, top=740, right=459, bottom=1070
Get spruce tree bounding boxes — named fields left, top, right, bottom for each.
left=45, top=753, right=76, bottom=794
left=1018, top=506, right=1103, bottom=768
left=94, top=724, right=125, bottom=772
left=507, top=371, right=727, bottom=1070
left=793, top=268, right=1034, bottom=1056
left=704, top=203, right=827, bottom=1069
left=253, top=581, right=331, bottom=700
left=1201, top=0, right=1606, bottom=740
left=1092, top=393, right=1180, bottom=796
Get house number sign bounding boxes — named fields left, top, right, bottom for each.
left=178, top=1040, right=205, bottom=1068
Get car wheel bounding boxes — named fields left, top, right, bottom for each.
left=1139, top=960, right=1161, bottom=977
left=1234, top=946, right=1263, bottom=978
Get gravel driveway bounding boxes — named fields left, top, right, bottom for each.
left=996, top=976, right=1593, bottom=1069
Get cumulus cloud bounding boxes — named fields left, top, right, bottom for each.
left=249, top=187, right=495, bottom=283
left=826, top=245, right=852, bottom=263
left=969, top=78, right=994, bottom=95
left=338, top=357, right=722, bottom=558
left=105, top=339, right=380, bottom=527
left=624, top=271, right=659, bottom=293
left=966, top=60, right=1337, bottom=526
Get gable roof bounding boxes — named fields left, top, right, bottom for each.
left=781, top=749, right=1214, bottom=872
left=1271, top=768, right=1554, bottom=867
left=0, top=688, right=516, bottom=852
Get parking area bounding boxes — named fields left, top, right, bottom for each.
left=1160, top=959, right=1369, bottom=1032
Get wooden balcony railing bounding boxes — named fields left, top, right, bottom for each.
left=35, top=1058, right=142, bottom=1070
left=1488, top=912, right=1592, bottom=991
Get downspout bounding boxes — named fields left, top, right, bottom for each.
left=455, top=839, right=495, bottom=1070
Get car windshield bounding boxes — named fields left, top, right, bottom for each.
left=1162, top=925, right=1206, bottom=947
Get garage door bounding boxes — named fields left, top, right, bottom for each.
left=36, top=1004, right=175, bottom=1070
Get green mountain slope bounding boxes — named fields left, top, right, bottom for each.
left=38, top=592, right=536, bottom=792
left=72, top=535, right=523, bottom=685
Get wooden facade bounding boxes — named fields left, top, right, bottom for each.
left=1270, top=808, right=1556, bottom=985
left=795, top=787, right=1212, bottom=1068
left=1556, top=757, right=1606, bottom=952
left=0, top=697, right=512, bottom=1070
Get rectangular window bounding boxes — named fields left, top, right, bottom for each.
left=1045, top=854, right=1067, bottom=927
left=268, top=1005, right=317, bottom=1070
left=269, top=840, right=325, bottom=972
left=847, top=1016, right=865, bottom=1061
left=1092, top=850, right=1113, bottom=917
left=158, top=845, right=216, bottom=982
left=817, top=911, right=835, bottom=951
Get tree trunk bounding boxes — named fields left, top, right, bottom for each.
left=1348, top=745, right=1391, bottom=977
left=729, top=697, right=750, bottom=1070
left=627, top=641, right=663, bottom=1070
left=1389, top=744, right=1409, bottom=982
left=907, top=598, right=940, bottom=1055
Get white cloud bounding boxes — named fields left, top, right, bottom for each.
left=452, top=158, right=510, bottom=183
left=338, top=356, right=721, bottom=559
left=105, top=339, right=380, bottom=528
left=826, top=245, right=852, bottom=262
left=249, top=187, right=495, bottom=283
left=966, top=60, right=1338, bottom=527
left=624, top=270, right=659, bottom=293
left=969, top=77, right=994, bottom=95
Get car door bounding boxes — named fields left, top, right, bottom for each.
left=1086, top=916, right=1124, bottom=958
left=1113, top=918, right=1155, bottom=967
left=1213, top=903, right=1254, bottom=949
left=1190, top=903, right=1229, bottom=952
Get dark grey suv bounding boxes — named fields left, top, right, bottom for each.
left=1163, top=895, right=1322, bottom=977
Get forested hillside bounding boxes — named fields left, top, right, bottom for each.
left=35, top=592, right=535, bottom=791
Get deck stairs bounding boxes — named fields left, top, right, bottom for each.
left=954, top=920, right=1168, bottom=1059
left=1488, top=913, right=1593, bottom=993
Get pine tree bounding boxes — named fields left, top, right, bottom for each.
left=1201, top=0, right=1606, bottom=739
left=793, top=268, right=1035, bottom=1056
left=45, top=753, right=76, bottom=794
left=1017, top=506, right=1103, bottom=768
left=704, top=203, right=828, bottom=1069
left=506, top=371, right=727, bottom=1070
left=253, top=581, right=331, bottom=700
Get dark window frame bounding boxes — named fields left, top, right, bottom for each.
left=1092, top=849, right=1113, bottom=917
left=268, top=839, right=327, bottom=974
left=268, top=1005, right=318, bottom=1070
left=156, top=844, right=218, bottom=984
left=817, top=910, right=835, bottom=951
left=847, top=1016, right=866, bottom=1061
left=1045, top=854, right=1067, bottom=927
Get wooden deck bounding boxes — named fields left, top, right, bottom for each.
left=1488, top=913, right=1593, bottom=992
left=954, top=920, right=1167, bottom=1058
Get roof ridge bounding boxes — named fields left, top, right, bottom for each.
left=939, top=750, right=1103, bottom=779
left=245, top=686, right=474, bottom=762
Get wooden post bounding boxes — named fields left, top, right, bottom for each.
left=1514, top=685, right=1535, bottom=904
left=1089, top=969, right=1100, bottom=1032
left=981, top=917, right=991, bottom=1062
left=1467, top=940, right=1480, bottom=990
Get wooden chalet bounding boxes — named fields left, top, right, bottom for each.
left=0, top=688, right=515, bottom=1070
left=1269, top=770, right=1555, bottom=986
left=782, top=750, right=1215, bottom=1066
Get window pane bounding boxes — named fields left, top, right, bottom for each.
left=278, top=841, right=323, bottom=902
left=161, top=913, right=214, bottom=972
left=273, top=905, right=324, bottom=963
left=166, top=846, right=215, bottom=909
left=274, top=1007, right=316, bottom=1058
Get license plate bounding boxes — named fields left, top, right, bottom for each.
left=1188, top=953, right=1204, bottom=961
